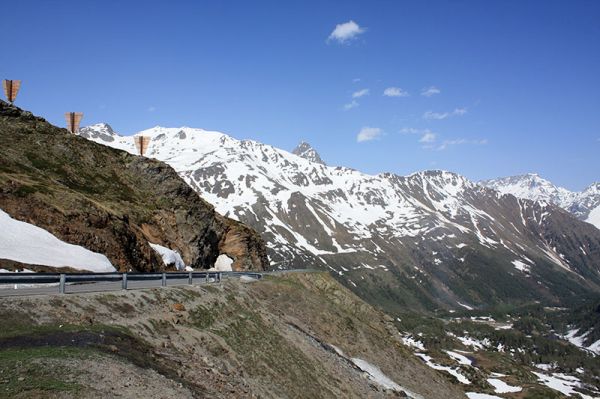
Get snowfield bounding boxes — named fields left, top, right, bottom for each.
left=587, top=206, right=600, bottom=230
left=533, top=372, right=595, bottom=399
left=0, top=209, right=115, bottom=272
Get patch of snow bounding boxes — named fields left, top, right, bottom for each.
left=466, top=394, right=503, bottom=399
left=511, top=260, right=531, bottom=273
left=535, top=363, right=555, bottom=371
left=561, top=328, right=600, bottom=355
left=415, top=353, right=471, bottom=384
left=457, top=301, right=474, bottom=310
left=533, top=372, right=595, bottom=399
left=487, top=378, right=522, bottom=393
left=446, top=350, right=473, bottom=365
left=401, top=335, right=426, bottom=351
left=213, top=254, right=234, bottom=271
left=585, top=205, right=600, bottom=229
left=149, top=243, right=186, bottom=271
left=452, top=334, right=489, bottom=350
left=351, top=358, right=401, bottom=392
left=331, top=346, right=423, bottom=398
left=0, top=209, right=115, bottom=272
left=350, top=358, right=423, bottom=398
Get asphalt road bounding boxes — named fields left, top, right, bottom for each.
left=0, top=277, right=220, bottom=297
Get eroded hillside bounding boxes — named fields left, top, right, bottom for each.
left=0, top=272, right=464, bottom=399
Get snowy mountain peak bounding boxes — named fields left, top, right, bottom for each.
left=583, top=182, right=600, bottom=195
left=79, top=123, right=117, bottom=142
left=292, top=141, right=325, bottom=165
left=481, top=174, right=576, bottom=208
left=481, top=174, right=600, bottom=229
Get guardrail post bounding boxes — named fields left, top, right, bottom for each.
left=122, top=273, right=127, bottom=290
left=205, top=272, right=209, bottom=283
left=59, top=274, right=66, bottom=294
left=188, top=271, right=193, bottom=285
left=217, top=272, right=221, bottom=283
left=162, top=272, right=167, bottom=287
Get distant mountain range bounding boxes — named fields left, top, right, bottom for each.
left=80, top=123, right=600, bottom=312
left=481, top=174, right=600, bottom=229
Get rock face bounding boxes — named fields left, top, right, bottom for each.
left=0, top=100, right=268, bottom=272
left=292, top=141, right=326, bottom=165
left=79, top=123, right=600, bottom=312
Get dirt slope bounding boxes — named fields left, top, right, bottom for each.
left=0, top=272, right=464, bottom=398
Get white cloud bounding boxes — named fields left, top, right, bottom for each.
left=423, top=108, right=467, bottom=120
left=400, top=127, right=420, bottom=134
left=434, top=138, right=487, bottom=151
left=343, top=100, right=359, bottom=110
left=352, top=88, right=370, bottom=98
left=401, top=127, right=438, bottom=145
left=383, top=87, right=409, bottom=97
left=147, top=106, right=156, bottom=112
left=401, top=127, right=485, bottom=150
left=421, top=86, right=441, bottom=97
left=419, top=131, right=437, bottom=143
left=357, top=127, right=382, bottom=143
left=328, top=20, right=366, bottom=44
left=423, top=111, right=448, bottom=120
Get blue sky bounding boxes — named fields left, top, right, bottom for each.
left=3, top=0, right=599, bottom=190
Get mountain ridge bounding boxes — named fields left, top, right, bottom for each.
left=482, top=173, right=600, bottom=229
left=80, top=123, right=600, bottom=312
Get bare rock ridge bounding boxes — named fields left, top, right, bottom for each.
left=0, top=100, right=268, bottom=272
left=292, top=141, right=326, bottom=165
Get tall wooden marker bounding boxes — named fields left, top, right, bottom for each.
left=2, top=80, right=21, bottom=104
left=65, top=112, right=83, bottom=134
left=134, top=136, right=151, bottom=156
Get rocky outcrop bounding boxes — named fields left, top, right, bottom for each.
left=0, top=100, right=269, bottom=271
left=292, top=141, right=326, bottom=165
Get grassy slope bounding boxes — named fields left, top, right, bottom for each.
left=0, top=272, right=464, bottom=399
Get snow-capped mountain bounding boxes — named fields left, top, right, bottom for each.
left=79, top=124, right=600, bottom=311
left=482, top=174, right=600, bottom=229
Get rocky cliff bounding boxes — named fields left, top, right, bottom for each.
left=0, top=100, right=268, bottom=272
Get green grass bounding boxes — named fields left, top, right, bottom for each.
left=189, top=305, right=217, bottom=329
left=0, top=347, right=87, bottom=398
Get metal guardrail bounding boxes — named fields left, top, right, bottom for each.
left=0, top=271, right=264, bottom=296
